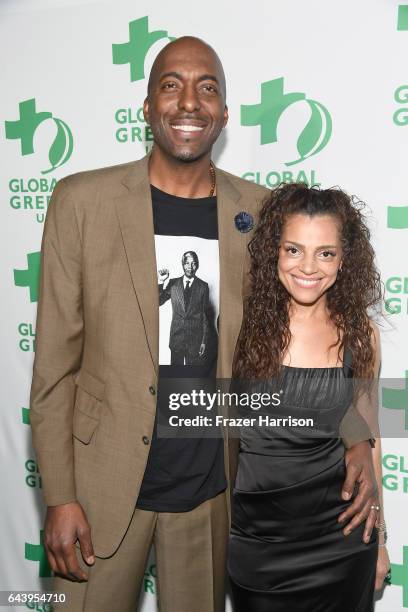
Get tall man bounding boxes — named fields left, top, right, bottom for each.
left=30, top=36, right=378, bottom=611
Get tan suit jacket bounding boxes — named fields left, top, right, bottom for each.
left=30, top=155, right=369, bottom=558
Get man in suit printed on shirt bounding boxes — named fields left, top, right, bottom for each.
left=158, top=251, right=215, bottom=366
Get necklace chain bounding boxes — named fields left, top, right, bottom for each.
left=209, top=161, right=216, bottom=197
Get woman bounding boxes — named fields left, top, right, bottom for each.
left=228, top=183, right=390, bottom=611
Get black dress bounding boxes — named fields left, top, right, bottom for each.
left=228, top=353, right=378, bottom=612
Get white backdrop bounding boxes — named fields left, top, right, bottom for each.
left=1, top=0, right=408, bottom=610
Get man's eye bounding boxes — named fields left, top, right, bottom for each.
left=162, top=82, right=176, bottom=89
left=202, top=85, right=217, bottom=93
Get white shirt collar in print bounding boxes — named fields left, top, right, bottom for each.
left=183, top=275, right=195, bottom=288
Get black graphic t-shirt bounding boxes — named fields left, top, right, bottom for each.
left=136, top=185, right=226, bottom=512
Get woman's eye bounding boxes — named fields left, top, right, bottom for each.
left=321, top=251, right=336, bottom=258
left=286, top=246, right=299, bottom=255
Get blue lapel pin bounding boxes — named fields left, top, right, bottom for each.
left=234, top=211, right=254, bottom=233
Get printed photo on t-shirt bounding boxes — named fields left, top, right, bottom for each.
left=155, top=235, right=219, bottom=367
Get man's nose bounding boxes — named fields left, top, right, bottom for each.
left=178, top=84, right=200, bottom=113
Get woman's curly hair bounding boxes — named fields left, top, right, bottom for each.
left=234, top=182, right=383, bottom=379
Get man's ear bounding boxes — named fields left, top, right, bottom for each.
left=223, top=105, right=229, bottom=128
left=143, top=97, right=150, bottom=124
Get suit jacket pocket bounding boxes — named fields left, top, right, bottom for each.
left=73, top=369, right=105, bottom=444
left=74, top=369, right=105, bottom=400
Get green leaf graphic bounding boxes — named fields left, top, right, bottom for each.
left=42, top=118, right=73, bottom=174
left=287, top=99, right=332, bottom=167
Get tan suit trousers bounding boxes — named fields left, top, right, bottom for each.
left=53, top=490, right=228, bottom=612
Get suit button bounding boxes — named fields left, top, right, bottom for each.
left=142, top=436, right=150, bottom=445
left=149, top=385, right=156, bottom=395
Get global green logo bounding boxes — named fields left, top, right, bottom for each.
left=398, top=5, right=408, bottom=30
left=390, top=545, right=408, bottom=607
left=388, top=205, right=408, bottom=229
left=25, top=530, right=52, bottom=577
left=22, top=407, right=30, bottom=425
left=241, top=77, right=332, bottom=166
left=114, top=106, right=154, bottom=149
left=382, top=371, right=408, bottom=429
left=112, top=16, right=175, bottom=82
left=385, top=277, right=408, bottom=315
left=14, top=252, right=40, bottom=303
left=5, top=99, right=73, bottom=174
left=144, top=563, right=156, bottom=595
left=26, top=459, right=42, bottom=488
left=18, top=323, right=36, bottom=352
left=383, top=453, right=408, bottom=493
left=393, top=86, right=408, bottom=126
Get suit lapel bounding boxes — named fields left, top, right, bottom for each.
left=115, top=156, right=159, bottom=373
left=113, top=158, right=247, bottom=378
left=215, top=169, right=246, bottom=378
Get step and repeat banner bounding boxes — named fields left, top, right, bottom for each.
left=1, top=0, right=408, bottom=610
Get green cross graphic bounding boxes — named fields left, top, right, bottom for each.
left=241, top=78, right=305, bottom=145
left=14, top=251, right=41, bottom=303
left=112, top=16, right=171, bottom=82
left=22, top=407, right=30, bottom=425
left=241, top=77, right=332, bottom=166
left=382, top=371, right=408, bottom=429
left=390, top=546, right=408, bottom=607
left=387, top=206, right=408, bottom=228
left=25, top=530, right=52, bottom=577
left=398, top=5, right=408, bottom=30
left=5, top=99, right=51, bottom=156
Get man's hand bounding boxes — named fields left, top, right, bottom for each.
left=199, top=343, right=205, bottom=357
left=44, top=501, right=95, bottom=581
left=338, top=441, right=379, bottom=543
left=158, top=268, right=169, bottom=283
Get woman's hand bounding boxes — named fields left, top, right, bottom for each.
left=375, top=545, right=391, bottom=591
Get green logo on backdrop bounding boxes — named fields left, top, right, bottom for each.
left=144, top=563, right=156, bottom=594
left=241, top=77, right=332, bottom=166
left=387, top=205, right=408, bottom=229
left=112, top=16, right=175, bottom=82
left=22, top=407, right=30, bottom=425
left=398, top=5, right=408, bottom=30
left=393, top=86, right=408, bottom=126
left=382, top=371, right=408, bottom=429
left=25, top=530, right=52, bottom=577
left=18, top=323, right=36, bottom=352
left=391, top=546, right=408, bottom=607
left=385, top=210, right=408, bottom=313
left=385, top=277, right=408, bottom=314
left=114, top=106, right=154, bottom=148
left=383, top=454, right=408, bottom=493
left=25, top=459, right=42, bottom=488
left=5, top=98, right=73, bottom=174
left=14, top=252, right=40, bottom=303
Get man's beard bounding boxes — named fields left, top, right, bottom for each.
left=174, top=148, right=207, bottom=163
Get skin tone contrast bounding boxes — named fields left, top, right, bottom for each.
left=42, top=41, right=382, bottom=586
